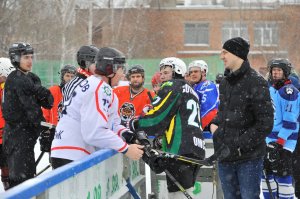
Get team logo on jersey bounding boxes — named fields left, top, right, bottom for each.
left=119, top=102, right=135, bottom=122
left=285, top=87, right=294, bottom=95
left=103, top=85, right=111, bottom=96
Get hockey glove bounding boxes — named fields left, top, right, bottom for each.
left=127, top=118, right=139, bottom=132
left=142, top=150, right=167, bottom=174
left=121, top=130, right=137, bottom=144
left=266, top=142, right=282, bottom=163
left=153, top=135, right=163, bottom=150
left=39, top=128, right=55, bottom=152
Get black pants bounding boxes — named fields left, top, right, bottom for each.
left=165, top=158, right=200, bottom=192
left=51, top=157, right=73, bottom=169
left=3, top=124, right=39, bottom=188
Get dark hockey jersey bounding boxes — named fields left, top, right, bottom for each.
left=138, top=79, right=205, bottom=159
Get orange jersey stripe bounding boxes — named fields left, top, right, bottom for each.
left=95, top=80, right=108, bottom=122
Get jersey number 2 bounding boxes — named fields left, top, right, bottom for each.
left=187, top=99, right=200, bottom=127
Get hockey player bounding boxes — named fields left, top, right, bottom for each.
left=0, top=58, right=15, bottom=190
left=2, top=42, right=53, bottom=188
left=42, top=64, right=76, bottom=125
left=61, top=45, right=99, bottom=113
left=128, top=57, right=205, bottom=198
left=50, top=47, right=144, bottom=169
left=114, top=65, right=154, bottom=125
left=262, top=58, right=299, bottom=199
left=188, top=60, right=219, bottom=130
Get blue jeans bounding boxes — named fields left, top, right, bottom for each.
left=218, top=157, right=263, bottom=199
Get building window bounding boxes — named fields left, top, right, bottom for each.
left=254, top=22, right=278, bottom=46
left=184, top=23, right=209, bottom=46
left=222, top=22, right=248, bottom=43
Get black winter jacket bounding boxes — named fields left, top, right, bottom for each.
left=2, top=70, right=53, bottom=128
left=212, top=61, right=274, bottom=162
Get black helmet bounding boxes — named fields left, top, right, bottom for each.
left=77, top=45, right=99, bottom=69
left=215, top=73, right=224, bottom=84
left=127, top=64, right=145, bottom=79
left=9, top=42, right=34, bottom=67
left=60, top=64, right=76, bottom=83
left=268, top=58, right=292, bottom=79
left=95, top=47, right=126, bottom=77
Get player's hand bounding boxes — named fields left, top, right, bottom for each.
left=210, top=123, right=218, bottom=133
left=125, top=144, right=144, bottom=161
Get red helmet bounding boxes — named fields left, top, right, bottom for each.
left=151, top=72, right=161, bottom=86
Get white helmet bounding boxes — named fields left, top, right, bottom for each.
left=188, top=60, right=208, bottom=75
left=159, top=57, right=187, bottom=78
left=0, top=57, right=15, bottom=78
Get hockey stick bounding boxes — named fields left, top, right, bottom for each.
left=36, top=164, right=51, bottom=177
left=262, top=169, right=275, bottom=199
left=125, top=178, right=141, bottom=199
left=35, top=151, right=45, bottom=167
left=164, top=169, right=193, bottom=199
left=153, top=143, right=230, bottom=166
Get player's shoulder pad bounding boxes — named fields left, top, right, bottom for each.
left=278, top=84, right=299, bottom=101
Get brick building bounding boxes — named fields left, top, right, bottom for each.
left=75, top=1, right=300, bottom=73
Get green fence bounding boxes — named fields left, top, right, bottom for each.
left=32, top=55, right=225, bottom=89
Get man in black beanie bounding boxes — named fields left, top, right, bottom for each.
left=210, top=37, right=274, bottom=199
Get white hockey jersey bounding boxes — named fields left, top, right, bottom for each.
left=51, top=75, right=129, bottom=161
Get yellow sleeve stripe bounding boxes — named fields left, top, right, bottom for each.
left=147, top=91, right=172, bottom=115
left=166, top=115, right=175, bottom=144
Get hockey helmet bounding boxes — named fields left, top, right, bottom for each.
left=0, top=57, right=15, bottom=77
left=77, top=45, right=99, bottom=69
left=188, top=60, right=208, bottom=75
left=9, top=42, right=34, bottom=67
left=159, top=57, right=186, bottom=78
left=95, top=47, right=126, bottom=77
left=60, top=64, right=76, bottom=83
left=127, top=65, right=145, bottom=79
left=268, top=58, right=292, bottom=78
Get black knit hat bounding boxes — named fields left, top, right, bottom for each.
left=223, top=37, right=250, bottom=60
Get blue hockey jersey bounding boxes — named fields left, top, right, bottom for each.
left=193, top=80, right=219, bottom=128
left=266, top=83, right=300, bottom=152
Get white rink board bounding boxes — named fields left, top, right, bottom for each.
left=0, top=149, right=143, bottom=199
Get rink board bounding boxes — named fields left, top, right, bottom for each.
left=0, top=149, right=143, bottom=199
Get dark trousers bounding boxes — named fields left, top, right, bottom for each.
left=3, top=124, right=39, bottom=188
left=165, top=158, right=199, bottom=192
left=6, top=139, right=36, bottom=188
